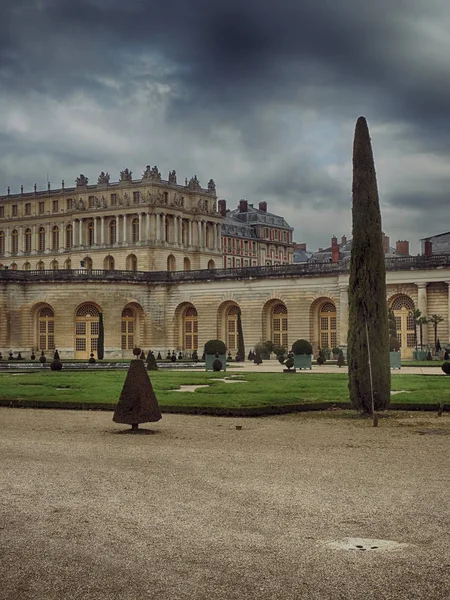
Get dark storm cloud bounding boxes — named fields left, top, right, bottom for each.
left=1, top=0, right=450, bottom=251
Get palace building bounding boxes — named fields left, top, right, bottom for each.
left=1, top=168, right=450, bottom=361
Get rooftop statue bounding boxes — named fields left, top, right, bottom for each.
left=188, top=175, right=201, bottom=190
left=168, top=169, right=177, bottom=184
left=208, top=178, right=216, bottom=192
left=76, top=174, right=89, bottom=187
left=120, top=168, right=132, bottom=182
left=97, top=171, right=110, bottom=184
left=143, top=165, right=161, bottom=180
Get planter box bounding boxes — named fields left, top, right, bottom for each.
left=413, top=350, right=428, bottom=360
left=293, top=354, right=312, bottom=370
left=205, top=353, right=227, bottom=372
left=389, top=352, right=401, bottom=370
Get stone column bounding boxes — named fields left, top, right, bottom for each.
left=217, top=223, right=222, bottom=250
left=138, top=213, right=143, bottom=242
left=197, top=220, right=201, bottom=247
left=188, top=220, right=192, bottom=246
left=161, top=214, right=166, bottom=242
left=146, top=213, right=151, bottom=241
left=123, top=214, right=127, bottom=244
left=72, top=220, right=77, bottom=248
left=5, top=227, right=10, bottom=255
left=78, top=218, right=83, bottom=247
left=338, top=284, right=349, bottom=346
left=416, top=282, right=428, bottom=345
left=46, top=224, right=51, bottom=251
left=18, top=226, right=24, bottom=254
left=94, top=218, right=98, bottom=245
left=174, top=216, right=178, bottom=244
left=59, top=223, right=65, bottom=250
left=156, top=213, right=160, bottom=241
left=31, top=224, right=37, bottom=254
left=101, top=216, right=105, bottom=245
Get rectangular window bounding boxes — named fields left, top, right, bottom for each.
left=52, top=200, right=59, bottom=212
left=283, top=231, right=287, bottom=242
left=66, top=198, right=73, bottom=210
left=12, top=204, right=18, bottom=216
left=133, top=191, right=140, bottom=203
left=88, top=196, right=95, bottom=208
left=110, top=193, right=117, bottom=205
left=25, top=203, right=31, bottom=215
left=0, top=206, right=4, bottom=218
left=39, top=201, right=45, bottom=214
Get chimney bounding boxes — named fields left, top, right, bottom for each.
left=259, top=201, right=267, bottom=212
left=218, top=199, right=227, bottom=217
left=382, top=232, right=390, bottom=253
left=294, top=242, right=306, bottom=251
left=341, top=235, right=347, bottom=245
left=331, top=236, right=339, bottom=263
left=239, top=199, right=248, bottom=213
left=396, top=240, right=409, bottom=255
left=424, top=239, right=433, bottom=256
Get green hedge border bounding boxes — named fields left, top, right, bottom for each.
left=0, top=399, right=447, bottom=416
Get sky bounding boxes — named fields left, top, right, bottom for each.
left=1, top=0, right=450, bottom=254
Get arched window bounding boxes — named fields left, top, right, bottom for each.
left=52, top=226, right=59, bottom=250
left=51, top=260, right=59, bottom=270
left=0, top=230, right=4, bottom=255
left=104, top=255, right=115, bottom=270
left=121, top=307, right=135, bottom=350
left=272, top=303, right=288, bottom=348
left=38, top=227, right=46, bottom=252
left=132, top=218, right=139, bottom=243
left=66, top=224, right=73, bottom=249
left=83, top=257, right=93, bottom=270
left=109, top=219, right=117, bottom=245
left=183, top=307, right=198, bottom=350
left=11, top=230, right=18, bottom=255
left=319, top=302, right=337, bottom=349
left=88, top=220, right=94, bottom=246
left=36, top=260, right=45, bottom=271
left=226, top=305, right=240, bottom=352
left=167, top=254, right=176, bottom=272
left=64, top=258, right=71, bottom=270
left=391, top=295, right=416, bottom=357
left=184, top=257, right=191, bottom=271
left=207, top=259, right=215, bottom=269
left=38, top=307, right=55, bottom=351
left=126, top=254, right=137, bottom=271
left=23, top=262, right=31, bottom=271
left=10, top=262, right=17, bottom=270
left=75, top=303, right=100, bottom=359
left=25, top=228, right=32, bottom=253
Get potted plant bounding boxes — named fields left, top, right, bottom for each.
left=204, top=339, right=227, bottom=372
left=291, top=339, right=313, bottom=370
left=388, top=308, right=401, bottom=369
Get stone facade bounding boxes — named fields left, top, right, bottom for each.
left=0, top=169, right=222, bottom=272
left=1, top=257, right=450, bottom=360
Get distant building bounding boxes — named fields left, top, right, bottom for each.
left=293, top=242, right=313, bottom=263
left=420, top=232, right=450, bottom=256
left=309, top=234, right=410, bottom=263
left=219, top=199, right=294, bottom=268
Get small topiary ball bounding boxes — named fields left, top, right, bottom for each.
left=441, top=362, right=450, bottom=375
left=292, top=339, right=313, bottom=355
left=285, top=357, right=294, bottom=370
left=212, top=358, right=222, bottom=372
left=133, top=347, right=142, bottom=357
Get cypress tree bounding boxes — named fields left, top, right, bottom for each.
left=237, top=309, right=245, bottom=361
left=348, top=117, right=390, bottom=413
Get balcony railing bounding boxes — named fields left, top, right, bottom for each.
left=1, top=254, right=450, bottom=284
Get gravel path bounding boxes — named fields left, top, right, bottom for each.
left=1, top=408, right=450, bottom=600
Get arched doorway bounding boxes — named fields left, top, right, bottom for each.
left=184, top=257, right=191, bottom=271
left=207, top=259, right=215, bottom=269
left=167, top=254, right=176, bottom=272
left=75, top=303, right=100, bottom=359
left=104, top=255, right=115, bottom=270
left=390, top=295, right=415, bottom=359
left=271, top=303, right=288, bottom=348
left=319, top=301, right=337, bottom=350
left=121, top=307, right=135, bottom=351
left=226, top=305, right=240, bottom=352
left=183, top=306, right=198, bottom=351
left=38, top=307, right=55, bottom=351
left=83, top=256, right=93, bottom=270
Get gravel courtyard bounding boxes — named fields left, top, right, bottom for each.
left=1, top=408, right=450, bottom=600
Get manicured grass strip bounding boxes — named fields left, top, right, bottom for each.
left=0, top=372, right=448, bottom=413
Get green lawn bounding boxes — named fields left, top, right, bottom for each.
left=0, top=370, right=447, bottom=409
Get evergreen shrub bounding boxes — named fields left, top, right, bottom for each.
left=292, top=339, right=313, bottom=355
left=204, top=339, right=226, bottom=355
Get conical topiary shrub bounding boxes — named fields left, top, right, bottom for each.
left=146, top=351, right=158, bottom=371
left=39, top=350, right=46, bottom=364
left=113, top=359, right=162, bottom=431
left=50, top=349, right=63, bottom=371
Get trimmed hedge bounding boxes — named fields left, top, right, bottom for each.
left=204, top=339, right=226, bottom=354
left=292, top=339, right=313, bottom=355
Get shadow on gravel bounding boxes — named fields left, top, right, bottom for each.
left=112, top=428, right=160, bottom=435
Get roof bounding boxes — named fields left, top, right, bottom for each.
left=227, top=204, right=293, bottom=230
